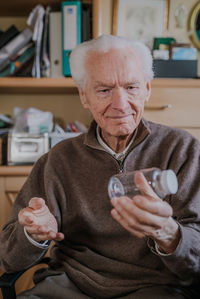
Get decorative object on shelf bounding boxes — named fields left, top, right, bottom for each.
left=153, top=37, right=176, bottom=50
left=168, top=43, right=190, bottom=58
left=152, top=37, right=176, bottom=60
left=174, top=4, right=187, bottom=28
left=153, top=49, right=169, bottom=60
left=169, top=43, right=197, bottom=60
left=188, top=1, right=200, bottom=49
left=112, top=0, right=169, bottom=49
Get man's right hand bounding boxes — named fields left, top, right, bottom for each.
left=18, top=197, right=64, bottom=242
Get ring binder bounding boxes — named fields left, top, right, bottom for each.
left=61, top=1, right=81, bottom=76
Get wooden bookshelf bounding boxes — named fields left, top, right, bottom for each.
left=0, top=0, right=93, bottom=17
left=150, top=78, right=200, bottom=88
left=0, top=77, right=78, bottom=94
left=0, top=165, right=32, bottom=176
left=1, top=77, right=200, bottom=94
left=0, top=0, right=102, bottom=94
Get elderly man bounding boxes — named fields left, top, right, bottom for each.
left=0, top=35, right=200, bottom=299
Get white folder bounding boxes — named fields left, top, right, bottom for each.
left=49, top=12, right=63, bottom=78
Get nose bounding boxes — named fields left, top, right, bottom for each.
left=110, top=88, right=129, bottom=111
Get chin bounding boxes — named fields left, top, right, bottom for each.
left=109, top=127, right=135, bottom=137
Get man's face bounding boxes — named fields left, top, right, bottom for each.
left=79, top=48, right=151, bottom=140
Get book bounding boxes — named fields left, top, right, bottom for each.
left=0, top=28, right=33, bottom=71
left=61, top=1, right=82, bottom=76
left=41, top=6, right=51, bottom=77
left=0, top=44, right=35, bottom=77
left=0, top=25, right=19, bottom=49
left=27, top=5, right=45, bottom=78
left=15, top=56, right=34, bottom=77
left=49, top=11, right=63, bottom=78
left=82, top=3, right=92, bottom=42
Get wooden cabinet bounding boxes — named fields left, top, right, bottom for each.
left=144, top=79, right=200, bottom=141
left=0, top=166, right=32, bottom=299
left=0, top=166, right=32, bottom=231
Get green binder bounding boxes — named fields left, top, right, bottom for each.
left=61, top=1, right=82, bottom=76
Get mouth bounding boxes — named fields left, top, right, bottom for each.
left=107, top=113, right=136, bottom=119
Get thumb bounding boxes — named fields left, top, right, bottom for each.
left=28, top=197, right=46, bottom=211
left=134, top=172, right=161, bottom=201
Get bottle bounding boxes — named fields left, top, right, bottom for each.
left=108, top=167, right=178, bottom=200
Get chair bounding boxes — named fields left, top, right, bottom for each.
left=0, top=257, right=50, bottom=299
left=0, top=259, right=200, bottom=299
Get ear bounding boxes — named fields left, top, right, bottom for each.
left=78, top=88, right=89, bottom=109
left=144, top=81, right=151, bottom=102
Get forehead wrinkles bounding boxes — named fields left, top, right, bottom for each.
left=85, top=48, right=144, bottom=84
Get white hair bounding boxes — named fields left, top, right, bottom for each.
left=69, top=34, right=154, bottom=90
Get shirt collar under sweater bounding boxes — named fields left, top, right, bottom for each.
left=96, top=125, right=136, bottom=162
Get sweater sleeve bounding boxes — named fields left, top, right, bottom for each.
left=149, top=135, right=200, bottom=283
left=0, top=153, right=61, bottom=272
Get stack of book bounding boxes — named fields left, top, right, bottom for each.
left=0, top=25, right=34, bottom=77
left=0, top=1, right=92, bottom=78
left=50, top=1, right=92, bottom=78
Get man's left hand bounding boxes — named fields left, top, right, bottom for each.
left=110, top=171, right=181, bottom=254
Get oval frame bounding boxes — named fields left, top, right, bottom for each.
left=188, top=2, right=200, bottom=49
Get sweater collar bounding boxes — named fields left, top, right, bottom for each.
left=96, top=125, right=136, bottom=159
left=84, top=118, right=151, bottom=153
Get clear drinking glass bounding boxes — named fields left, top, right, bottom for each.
left=108, top=167, right=178, bottom=200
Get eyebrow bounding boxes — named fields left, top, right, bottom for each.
left=94, top=80, right=140, bottom=88
left=94, top=82, right=114, bottom=89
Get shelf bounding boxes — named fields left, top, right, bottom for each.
left=0, top=0, right=93, bottom=17
left=1, top=77, right=200, bottom=94
left=151, top=78, right=200, bottom=88
left=0, top=77, right=78, bottom=94
left=0, top=165, right=32, bottom=176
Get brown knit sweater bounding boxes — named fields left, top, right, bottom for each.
left=1, top=119, right=200, bottom=298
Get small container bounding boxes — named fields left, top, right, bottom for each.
left=108, top=167, right=178, bottom=200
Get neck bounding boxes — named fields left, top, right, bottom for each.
left=101, top=130, right=133, bottom=153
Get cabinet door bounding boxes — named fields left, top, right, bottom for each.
left=0, top=176, right=27, bottom=230
left=0, top=174, right=51, bottom=299
left=144, top=86, right=200, bottom=140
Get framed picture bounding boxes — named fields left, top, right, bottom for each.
left=112, top=0, right=169, bottom=49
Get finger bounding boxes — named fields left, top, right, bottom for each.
left=31, top=231, right=64, bottom=242
left=54, top=232, right=65, bottom=241
left=18, top=209, right=35, bottom=226
left=111, top=208, right=145, bottom=238
left=29, top=197, right=46, bottom=211
left=133, top=195, right=173, bottom=217
left=37, top=226, right=64, bottom=239
left=111, top=206, right=169, bottom=239
left=134, top=172, right=161, bottom=201
left=111, top=196, right=169, bottom=229
left=25, top=224, right=51, bottom=235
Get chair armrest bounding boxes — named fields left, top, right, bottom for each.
left=0, top=257, right=51, bottom=299
left=0, top=269, right=28, bottom=288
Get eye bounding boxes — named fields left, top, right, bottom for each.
left=127, top=85, right=137, bottom=90
left=97, top=88, right=112, bottom=96
left=100, top=89, right=110, bottom=93
left=126, top=85, right=140, bottom=93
